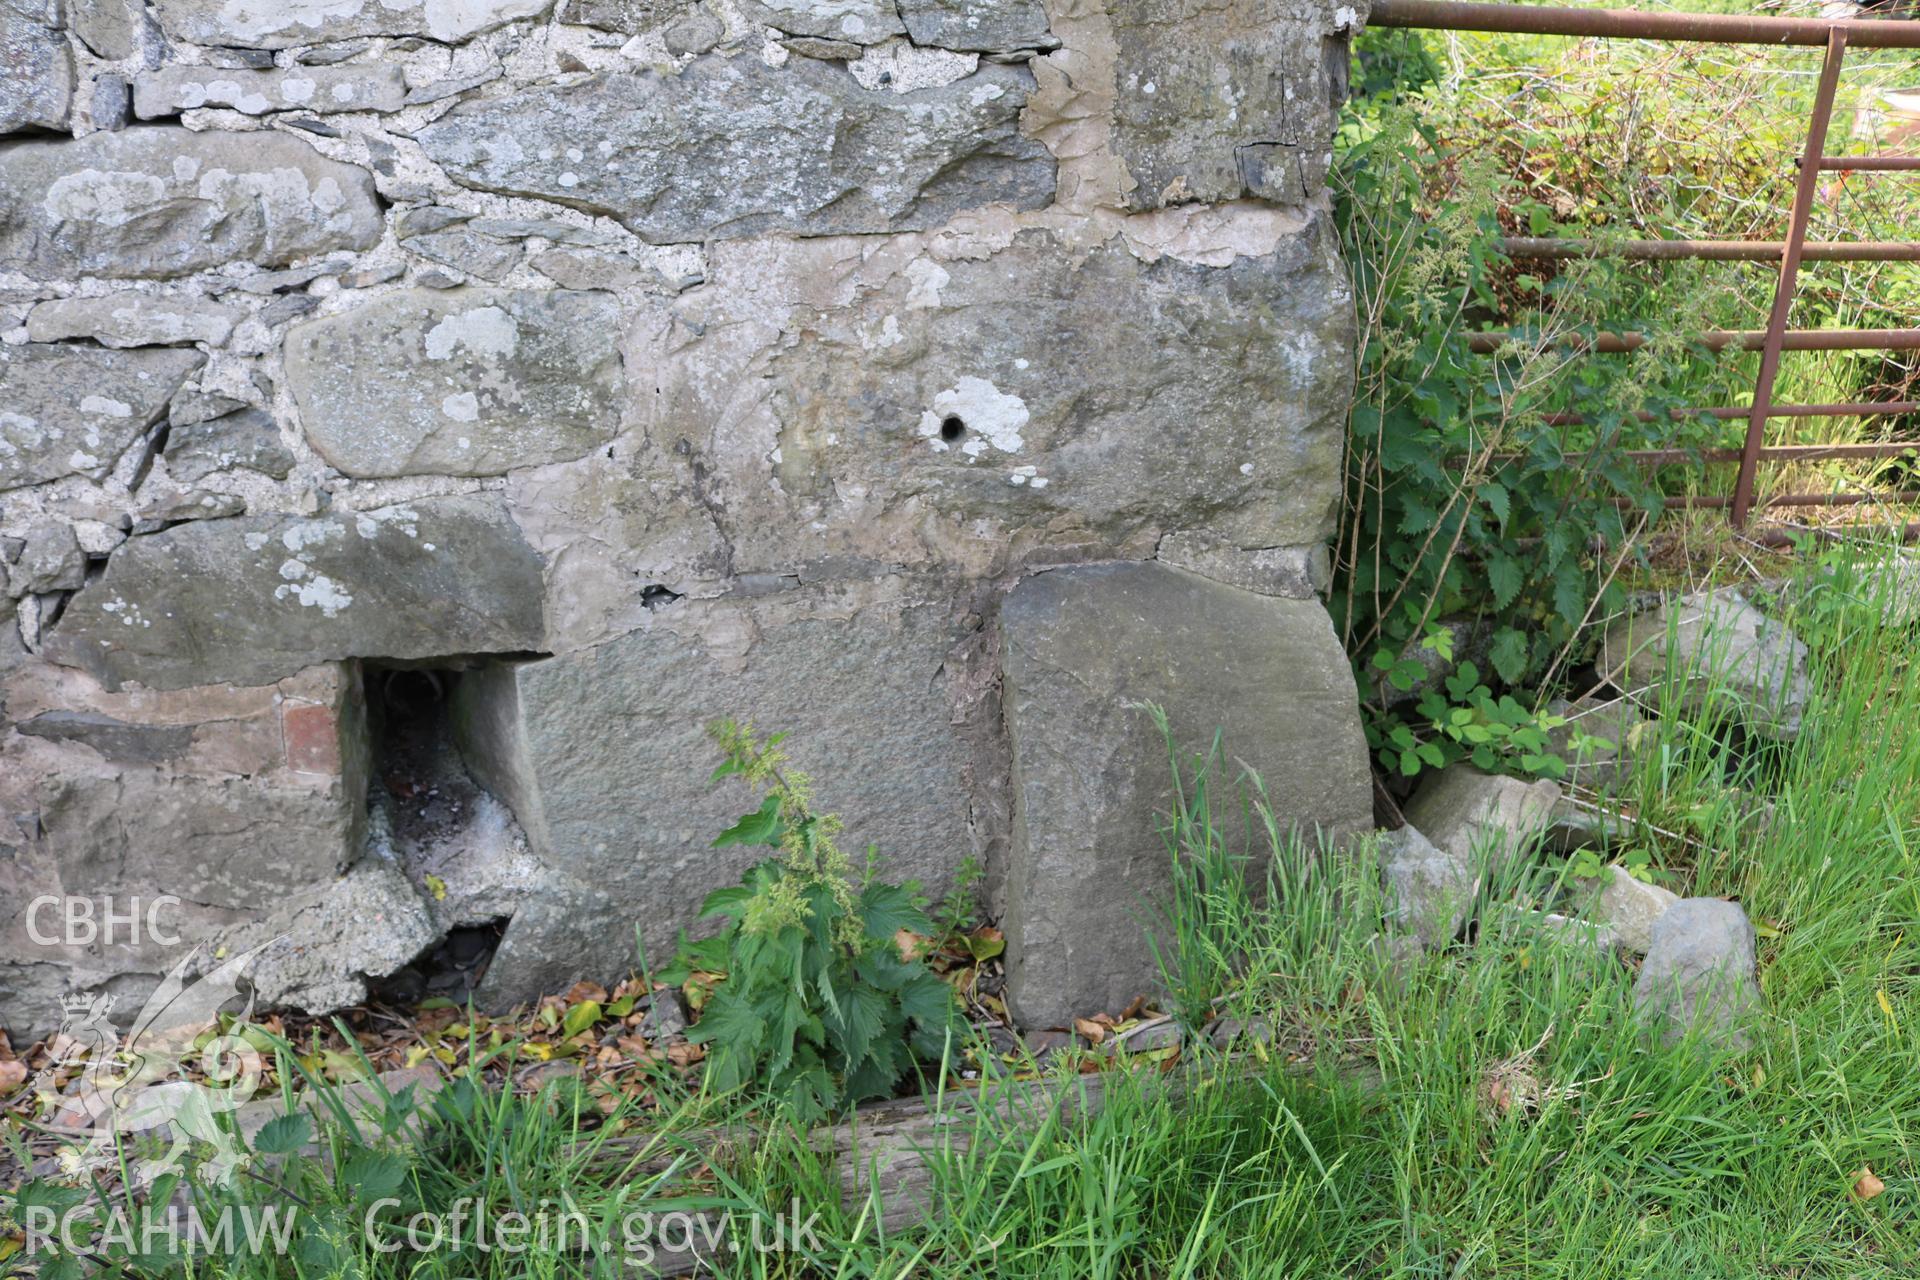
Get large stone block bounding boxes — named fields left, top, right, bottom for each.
left=0, top=128, right=382, bottom=280
left=417, top=56, right=1054, bottom=242
left=150, top=0, right=551, bottom=47
left=998, top=562, right=1371, bottom=1028
left=657, top=212, right=1351, bottom=575
left=284, top=289, right=628, bottom=478
left=448, top=595, right=979, bottom=1006
left=1107, top=0, right=1352, bottom=207
left=41, top=496, right=546, bottom=690
left=1, top=344, right=206, bottom=491
left=1, top=0, right=71, bottom=133
left=0, top=661, right=370, bottom=1041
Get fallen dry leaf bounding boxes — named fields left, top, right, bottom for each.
left=894, top=930, right=928, bottom=962
left=1073, top=1017, right=1107, bottom=1045
left=665, top=1041, right=705, bottom=1068
left=0, top=1060, right=26, bottom=1093
left=566, top=980, right=610, bottom=1005
left=1853, top=1167, right=1886, bottom=1201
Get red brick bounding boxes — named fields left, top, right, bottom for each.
left=282, top=702, right=342, bottom=775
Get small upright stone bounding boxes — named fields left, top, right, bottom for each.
left=1632, top=898, right=1762, bottom=1051
left=1402, top=765, right=1561, bottom=878
left=1569, top=864, right=1678, bottom=955
left=1544, top=694, right=1642, bottom=793
left=1599, top=590, right=1809, bottom=741
left=1378, top=824, right=1475, bottom=949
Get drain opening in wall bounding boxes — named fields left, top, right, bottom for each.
left=371, top=918, right=509, bottom=1006
left=362, top=658, right=538, bottom=1009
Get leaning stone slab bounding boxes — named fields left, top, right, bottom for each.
left=133, top=64, right=407, bottom=118
left=417, top=56, right=1053, bottom=242
left=284, top=289, right=627, bottom=478
left=41, top=495, right=545, bottom=690
left=1379, top=824, right=1474, bottom=949
left=0, top=0, right=71, bottom=133
left=0, top=344, right=205, bottom=491
left=150, top=0, right=550, bottom=47
left=449, top=597, right=977, bottom=1008
left=1632, top=897, right=1762, bottom=1051
left=26, top=294, right=241, bottom=348
left=0, top=128, right=382, bottom=280
left=1598, top=589, right=1809, bottom=741
left=999, top=562, right=1372, bottom=1029
left=1402, top=765, right=1561, bottom=879
left=897, top=0, right=1053, bottom=51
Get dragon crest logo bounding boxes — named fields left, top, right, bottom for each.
left=45, top=942, right=279, bottom=1187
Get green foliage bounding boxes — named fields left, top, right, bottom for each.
left=1566, top=844, right=1653, bottom=884
left=1365, top=660, right=1577, bottom=782
left=931, top=852, right=986, bottom=941
left=668, top=721, right=958, bottom=1123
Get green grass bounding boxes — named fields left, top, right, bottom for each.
left=9, top=542, right=1920, bottom=1278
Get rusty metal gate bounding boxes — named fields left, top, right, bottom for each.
left=1369, top=0, right=1920, bottom=530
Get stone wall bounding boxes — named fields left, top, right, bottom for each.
left=1, top=0, right=1373, bottom=1040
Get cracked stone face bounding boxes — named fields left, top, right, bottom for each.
left=416, top=57, right=1055, bottom=242
left=0, top=344, right=205, bottom=491
left=284, top=288, right=630, bottom=478
left=1108, top=0, right=1350, bottom=207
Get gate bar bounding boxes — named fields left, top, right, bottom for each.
left=1466, top=328, right=1920, bottom=354
left=1368, top=0, right=1920, bottom=48
left=1500, top=237, right=1920, bottom=261
left=1733, top=29, right=1849, bottom=526
left=1543, top=402, right=1920, bottom=424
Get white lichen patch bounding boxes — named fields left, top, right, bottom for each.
left=918, top=377, right=1028, bottom=457
left=423, top=305, right=520, bottom=361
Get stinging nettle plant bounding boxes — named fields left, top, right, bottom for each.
left=664, top=720, right=958, bottom=1123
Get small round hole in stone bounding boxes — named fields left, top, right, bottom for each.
left=940, top=415, right=965, bottom=442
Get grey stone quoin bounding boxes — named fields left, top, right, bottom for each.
left=0, top=0, right=1371, bottom=1040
